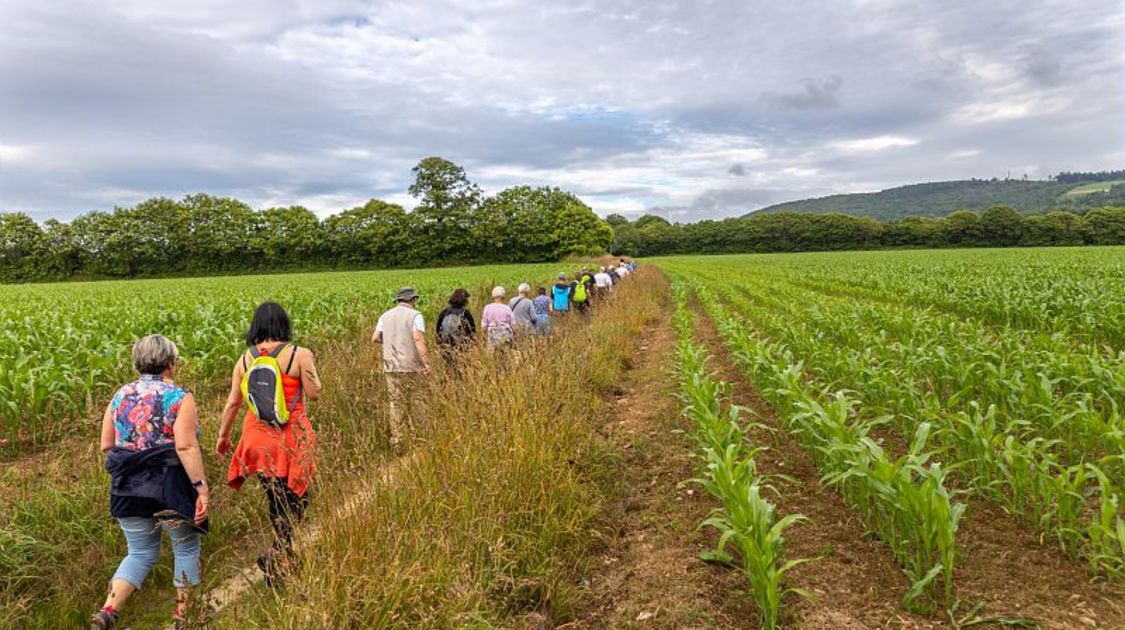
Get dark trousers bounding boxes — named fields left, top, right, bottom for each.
left=260, top=476, right=308, bottom=555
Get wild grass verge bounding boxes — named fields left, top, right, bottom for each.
left=216, top=270, right=664, bottom=628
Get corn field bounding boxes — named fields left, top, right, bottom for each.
left=0, top=264, right=563, bottom=453
left=656, top=247, right=1125, bottom=619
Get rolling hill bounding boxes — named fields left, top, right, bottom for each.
left=752, top=179, right=1125, bottom=220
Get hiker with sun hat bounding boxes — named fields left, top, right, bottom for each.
left=373, top=286, right=431, bottom=454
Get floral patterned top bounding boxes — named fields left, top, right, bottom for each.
left=110, top=375, right=191, bottom=450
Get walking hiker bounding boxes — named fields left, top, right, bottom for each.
left=552, top=273, right=573, bottom=314
left=217, top=301, right=321, bottom=587
left=373, top=287, right=431, bottom=454
left=573, top=269, right=593, bottom=316
left=594, top=266, right=614, bottom=299
left=481, top=286, right=516, bottom=348
left=92, top=335, right=208, bottom=630
left=532, top=286, right=552, bottom=335
left=436, top=288, right=477, bottom=364
left=509, top=283, right=535, bottom=334
left=608, top=264, right=621, bottom=284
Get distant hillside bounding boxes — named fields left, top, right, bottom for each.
left=752, top=179, right=1125, bottom=220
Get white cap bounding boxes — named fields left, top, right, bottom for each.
left=491, top=286, right=506, bottom=299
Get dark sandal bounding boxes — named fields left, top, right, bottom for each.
left=89, top=609, right=118, bottom=630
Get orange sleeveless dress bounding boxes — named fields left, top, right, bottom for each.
left=226, top=344, right=316, bottom=497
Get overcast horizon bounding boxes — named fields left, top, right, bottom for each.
left=1, top=0, right=1122, bottom=223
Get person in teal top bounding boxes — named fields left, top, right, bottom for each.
left=552, top=272, right=573, bottom=313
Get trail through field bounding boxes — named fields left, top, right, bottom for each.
left=566, top=301, right=755, bottom=629
left=171, top=454, right=414, bottom=629
left=691, top=299, right=1125, bottom=629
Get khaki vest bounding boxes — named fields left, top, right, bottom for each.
left=381, top=304, right=423, bottom=372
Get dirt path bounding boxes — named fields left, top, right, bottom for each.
left=565, top=305, right=756, bottom=629
left=180, top=454, right=412, bottom=629
left=692, top=303, right=1125, bottom=630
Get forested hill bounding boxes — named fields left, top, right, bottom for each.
left=753, top=178, right=1125, bottom=220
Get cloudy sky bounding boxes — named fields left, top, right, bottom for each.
left=1, top=0, right=1122, bottom=222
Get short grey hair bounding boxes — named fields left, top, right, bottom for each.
left=133, top=334, right=179, bottom=375
left=517, top=283, right=531, bottom=294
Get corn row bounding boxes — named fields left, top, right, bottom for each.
left=670, top=283, right=807, bottom=629
left=689, top=284, right=964, bottom=611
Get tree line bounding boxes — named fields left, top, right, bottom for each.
left=1053, top=170, right=1125, bottom=184
left=609, top=206, right=1125, bottom=257
left=0, top=157, right=613, bottom=283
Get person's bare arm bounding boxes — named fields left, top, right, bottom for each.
left=299, top=348, right=322, bottom=401
left=216, top=358, right=245, bottom=458
left=174, top=394, right=206, bottom=483
left=173, top=394, right=209, bottom=525
left=99, top=403, right=115, bottom=453
left=413, top=328, right=430, bottom=371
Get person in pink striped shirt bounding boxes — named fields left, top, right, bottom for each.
left=481, top=286, right=516, bottom=348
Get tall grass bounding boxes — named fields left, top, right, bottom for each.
left=216, top=270, right=664, bottom=628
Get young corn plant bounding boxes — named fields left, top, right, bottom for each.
left=670, top=280, right=807, bottom=630
left=701, top=292, right=965, bottom=611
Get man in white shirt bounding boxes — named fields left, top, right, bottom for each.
left=593, top=267, right=614, bottom=301
left=372, top=286, right=430, bottom=453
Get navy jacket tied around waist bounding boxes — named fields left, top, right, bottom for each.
left=105, top=443, right=209, bottom=533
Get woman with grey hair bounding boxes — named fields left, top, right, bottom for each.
left=481, top=285, right=516, bottom=348
left=508, top=283, right=535, bottom=334
left=91, top=334, right=208, bottom=630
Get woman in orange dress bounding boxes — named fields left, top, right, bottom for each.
left=216, top=301, right=321, bottom=584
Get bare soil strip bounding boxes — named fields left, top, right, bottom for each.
left=692, top=302, right=1125, bottom=629
left=566, top=303, right=757, bottom=629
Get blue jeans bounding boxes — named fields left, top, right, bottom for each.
left=112, top=517, right=201, bottom=589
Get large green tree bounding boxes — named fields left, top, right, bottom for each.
left=1084, top=207, right=1125, bottom=245
left=408, top=157, right=483, bottom=263
left=475, top=186, right=559, bottom=262
left=0, top=213, right=48, bottom=282
left=255, top=206, right=324, bottom=268
left=980, top=205, right=1025, bottom=247
left=323, top=200, right=413, bottom=267
left=183, top=194, right=258, bottom=271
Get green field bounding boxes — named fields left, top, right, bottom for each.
left=657, top=246, right=1124, bottom=622
left=0, top=263, right=569, bottom=452
left=2, top=249, right=1123, bottom=628
left=1063, top=179, right=1125, bottom=197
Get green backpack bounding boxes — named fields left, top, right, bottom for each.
left=241, top=344, right=301, bottom=427
left=573, top=281, right=588, bottom=303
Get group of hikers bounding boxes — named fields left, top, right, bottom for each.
left=89, top=259, right=637, bottom=629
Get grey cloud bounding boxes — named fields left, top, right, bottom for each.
left=0, top=0, right=1122, bottom=221
left=1020, top=46, right=1063, bottom=86
left=648, top=187, right=812, bottom=222
left=760, top=76, right=843, bottom=110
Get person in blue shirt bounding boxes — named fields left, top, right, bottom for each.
left=551, top=272, right=573, bottom=314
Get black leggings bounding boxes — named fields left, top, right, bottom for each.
left=260, top=476, right=308, bottom=555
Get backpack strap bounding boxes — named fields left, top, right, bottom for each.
left=285, top=344, right=298, bottom=373
left=284, top=344, right=302, bottom=411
